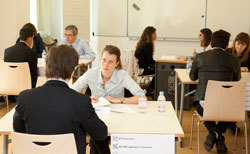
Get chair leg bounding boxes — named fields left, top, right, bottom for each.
left=244, top=122, right=248, bottom=154
left=5, top=96, right=9, bottom=111
left=197, top=121, right=200, bottom=154
left=190, top=113, right=197, bottom=149
left=233, top=124, right=238, bottom=151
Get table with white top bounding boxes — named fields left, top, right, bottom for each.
left=0, top=101, right=184, bottom=154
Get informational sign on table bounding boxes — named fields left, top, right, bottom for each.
left=111, top=134, right=175, bottom=154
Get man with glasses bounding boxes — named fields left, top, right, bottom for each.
left=60, top=25, right=95, bottom=82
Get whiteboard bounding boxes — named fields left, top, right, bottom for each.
left=92, top=0, right=127, bottom=36
left=206, top=0, right=250, bottom=39
left=128, top=0, right=206, bottom=40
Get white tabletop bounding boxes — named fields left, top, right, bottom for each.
left=174, top=68, right=250, bottom=84
left=0, top=101, right=184, bottom=137
left=38, top=58, right=93, bottom=68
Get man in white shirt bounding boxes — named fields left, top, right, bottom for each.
left=60, top=25, right=95, bottom=59
left=60, top=25, right=95, bottom=82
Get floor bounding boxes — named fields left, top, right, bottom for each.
left=0, top=101, right=249, bottom=154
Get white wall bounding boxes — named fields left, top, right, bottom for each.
left=0, top=0, right=30, bottom=58
left=90, top=36, right=203, bottom=67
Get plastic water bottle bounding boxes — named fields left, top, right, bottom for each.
left=42, top=50, right=46, bottom=59
left=186, top=56, right=192, bottom=69
left=157, top=91, right=166, bottom=112
left=138, top=92, right=147, bottom=114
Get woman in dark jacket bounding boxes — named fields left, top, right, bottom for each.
left=134, top=26, right=157, bottom=92
left=227, top=32, right=250, bottom=72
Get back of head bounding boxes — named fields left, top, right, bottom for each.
left=65, top=25, right=78, bottom=35
left=19, top=27, right=34, bottom=41
left=46, top=45, right=79, bottom=80
left=102, top=45, right=122, bottom=70
left=211, top=29, right=231, bottom=49
left=22, top=23, right=37, bottom=35
left=200, top=28, right=212, bottom=47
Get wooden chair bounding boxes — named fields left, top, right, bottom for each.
left=189, top=80, right=248, bottom=154
left=11, top=132, right=77, bottom=154
left=36, top=76, right=48, bottom=87
left=0, top=62, right=31, bottom=111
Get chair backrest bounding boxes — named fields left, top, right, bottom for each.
left=121, top=48, right=140, bottom=81
left=11, top=132, right=77, bottom=154
left=36, top=76, right=48, bottom=87
left=0, top=62, right=31, bottom=95
left=203, top=80, right=246, bottom=122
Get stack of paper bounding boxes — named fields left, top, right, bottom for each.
left=92, top=97, right=111, bottom=108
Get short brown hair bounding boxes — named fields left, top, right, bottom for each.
left=46, top=45, right=79, bottom=79
left=23, top=23, right=37, bottom=35
left=102, top=45, right=122, bottom=70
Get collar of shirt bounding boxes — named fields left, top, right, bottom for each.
left=97, top=68, right=119, bottom=84
left=48, top=78, right=68, bottom=84
left=19, top=40, right=29, bottom=47
left=211, top=47, right=225, bottom=51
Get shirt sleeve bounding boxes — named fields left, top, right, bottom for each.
left=70, top=70, right=89, bottom=93
left=80, top=40, right=95, bottom=60
left=123, top=71, right=144, bottom=96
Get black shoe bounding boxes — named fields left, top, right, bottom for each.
left=204, top=132, right=216, bottom=151
left=228, top=123, right=240, bottom=135
left=216, top=135, right=228, bottom=153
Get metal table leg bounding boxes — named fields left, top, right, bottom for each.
left=175, top=73, right=178, bottom=115
left=178, top=83, right=185, bottom=148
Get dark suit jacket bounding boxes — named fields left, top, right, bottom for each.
left=4, top=42, right=38, bottom=88
left=189, top=48, right=241, bottom=101
left=13, top=80, right=108, bottom=154
left=16, top=34, right=46, bottom=58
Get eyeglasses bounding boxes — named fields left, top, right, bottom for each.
left=64, top=34, right=74, bottom=37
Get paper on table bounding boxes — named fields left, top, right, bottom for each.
left=160, top=56, right=176, bottom=60
left=110, top=104, right=134, bottom=113
left=92, top=97, right=111, bottom=108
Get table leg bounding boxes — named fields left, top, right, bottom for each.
left=178, top=83, right=185, bottom=148
left=175, top=73, right=178, bottom=115
left=3, top=135, right=8, bottom=154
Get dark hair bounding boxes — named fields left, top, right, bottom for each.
left=19, top=27, right=34, bottom=41
left=211, top=30, right=231, bottom=49
left=135, top=26, right=156, bottom=57
left=46, top=45, right=79, bottom=79
left=231, top=32, right=250, bottom=62
left=102, top=45, right=122, bottom=70
left=22, top=23, right=37, bottom=35
left=65, top=25, right=78, bottom=35
left=200, top=28, right=212, bottom=47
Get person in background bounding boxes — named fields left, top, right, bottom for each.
left=60, top=25, right=95, bottom=59
left=227, top=32, right=250, bottom=72
left=72, top=45, right=144, bottom=104
left=60, top=25, right=95, bottom=82
left=16, top=23, right=45, bottom=58
left=5, top=27, right=38, bottom=88
left=198, top=28, right=212, bottom=51
left=190, top=30, right=241, bottom=153
left=226, top=32, right=250, bottom=135
left=134, top=26, right=157, bottom=95
left=13, top=45, right=108, bottom=154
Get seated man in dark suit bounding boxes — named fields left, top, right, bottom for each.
left=13, top=45, right=109, bottom=154
left=4, top=27, right=38, bottom=88
left=190, top=30, right=241, bottom=153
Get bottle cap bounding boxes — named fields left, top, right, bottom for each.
left=188, top=56, right=191, bottom=60
left=159, top=91, right=164, bottom=95
left=140, top=92, right=145, bottom=97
